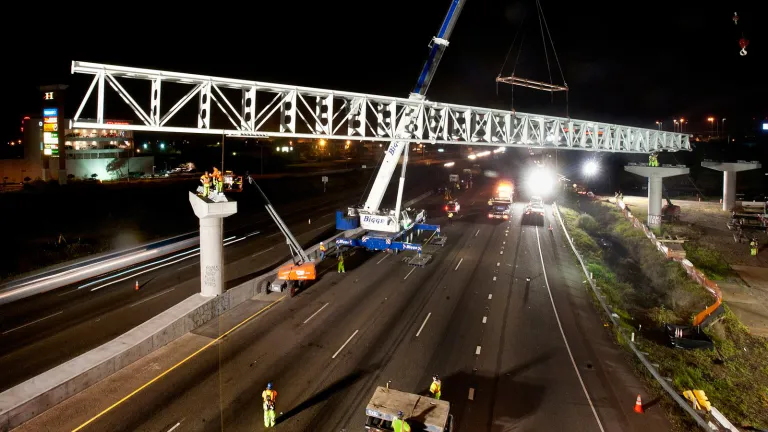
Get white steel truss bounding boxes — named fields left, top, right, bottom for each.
left=70, top=61, right=690, bottom=153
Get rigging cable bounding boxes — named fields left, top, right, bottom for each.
left=535, top=0, right=554, bottom=103
left=536, top=0, right=569, bottom=117
left=358, top=144, right=387, bottom=206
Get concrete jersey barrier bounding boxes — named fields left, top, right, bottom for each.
left=0, top=191, right=432, bottom=430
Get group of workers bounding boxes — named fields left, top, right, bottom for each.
left=318, top=242, right=346, bottom=273
left=258, top=375, right=442, bottom=430
left=750, top=238, right=759, bottom=256
left=199, top=167, right=224, bottom=197
left=648, top=152, right=659, bottom=167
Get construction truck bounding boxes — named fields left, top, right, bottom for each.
left=365, top=386, right=453, bottom=432
left=223, top=170, right=243, bottom=192
left=248, top=177, right=316, bottom=297
left=449, top=173, right=460, bottom=191
left=488, top=181, right=513, bottom=220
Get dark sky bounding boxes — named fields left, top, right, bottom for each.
left=2, top=0, right=767, bottom=142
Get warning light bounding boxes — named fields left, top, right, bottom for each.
left=44, top=92, right=54, bottom=100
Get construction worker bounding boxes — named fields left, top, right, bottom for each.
left=262, top=382, right=277, bottom=404
left=215, top=169, right=224, bottom=193
left=392, top=411, right=411, bottom=432
left=750, top=238, right=758, bottom=256
left=429, top=375, right=442, bottom=400
left=200, top=171, right=210, bottom=196
left=319, top=242, right=326, bottom=261
left=263, top=394, right=276, bottom=428
left=337, top=253, right=345, bottom=273
left=447, top=212, right=454, bottom=225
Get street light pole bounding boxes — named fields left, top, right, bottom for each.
left=221, top=131, right=225, bottom=173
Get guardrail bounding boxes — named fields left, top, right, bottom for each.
left=551, top=202, right=712, bottom=431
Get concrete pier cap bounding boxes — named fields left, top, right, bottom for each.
left=624, top=163, right=690, bottom=229
left=701, top=160, right=762, bottom=211
left=189, top=192, right=238, bottom=297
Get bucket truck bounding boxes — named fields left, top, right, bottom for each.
left=335, top=0, right=465, bottom=258
left=248, top=177, right=316, bottom=297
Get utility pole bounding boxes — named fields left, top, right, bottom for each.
left=221, top=132, right=225, bottom=173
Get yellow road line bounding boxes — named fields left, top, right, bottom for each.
left=72, top=295, right=286, bottom=432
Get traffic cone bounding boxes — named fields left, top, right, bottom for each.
left=634, top=394, right=644, bottom=413
left=135, top=280, right=139, bottom=291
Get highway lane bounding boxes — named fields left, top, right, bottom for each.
left=15, top=178, right=670, bottom=431
left=0, top=177, right=437, bottom=392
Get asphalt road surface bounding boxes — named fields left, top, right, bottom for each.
left=28, top=179, right=671, bottom=431
left=0, top=174, right=438, bottom=392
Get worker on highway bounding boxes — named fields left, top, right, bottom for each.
left=263, top=394, right=276, bottom=428
left=338, top=253, right=345, bottom=273
left=319, top=242, right=326, bottom=261
left=750, top=238, right=758, bottom=256
left=429, top=375, right=442, bottom=400
left=447, top=212, right=454, bottom=225
left=392, top=410, right=411, bottom=432
left=262, top=382, right=277, bottom=404
left=200, top=171, right=210, bottom=196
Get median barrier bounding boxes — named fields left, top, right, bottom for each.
left=0, top=191, right=432, bottom=430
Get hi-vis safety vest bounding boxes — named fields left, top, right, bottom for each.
left=262, top=389, right=277, bottom=402
left=319, top=243, right=326, bottom=252
left=430, top=380, right=441, bottom=394
left=448, top=212, right=454, bottom=218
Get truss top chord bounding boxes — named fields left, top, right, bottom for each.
left=496, top=75, right=568, bottom=92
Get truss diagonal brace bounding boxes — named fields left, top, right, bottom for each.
left=496, top=75, right=568, bottom=92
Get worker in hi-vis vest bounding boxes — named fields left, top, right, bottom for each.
left=392, top=410, right=411, bottom=432
left=430, top=375, right=442, bottom=400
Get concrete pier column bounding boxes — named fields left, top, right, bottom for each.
left=189, top=192, right=237, bottom=297
left=625, top=164, right=690, bottom=229
left=701, top=161, right=761, bottom=211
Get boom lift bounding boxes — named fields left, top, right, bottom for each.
left=336, top=0, right=465, bottom=255
left=248, top=177, right=316, bottom=297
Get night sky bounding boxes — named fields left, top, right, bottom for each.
left=2, top=0, right=767, bottom=143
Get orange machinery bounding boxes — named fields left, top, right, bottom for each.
left=248, top=177, right=317, bottom=297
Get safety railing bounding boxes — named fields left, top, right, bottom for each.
left=551, top=202, right=712, bottom=431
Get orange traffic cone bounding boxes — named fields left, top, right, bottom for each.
left=634, top=395, right=644, bottom=413
left=135, top=280, right=139, bottom=291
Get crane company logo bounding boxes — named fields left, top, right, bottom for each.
left=386, top=143, right=398, bottom=156
left=402, top=243, right=421, bottom=252
left=336, top=238, right=353, bottom=245
left=362, top=216, right=390, bottom=225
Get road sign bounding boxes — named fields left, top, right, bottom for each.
left=322, top=176, right=328, bottom=183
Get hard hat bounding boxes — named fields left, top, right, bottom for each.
left=433, top=374, right=440, bottom=380
left=267, top=382, right=273, bottom=390
left=397, top=411, right=404, bottom=419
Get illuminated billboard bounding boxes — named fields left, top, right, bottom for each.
left=763, top=123, right=768, bottom=131
left=43, top=108, right=58, bottom=117
left=43, top=123, right=58, bottom=132
left=43, top=132, right=58, bottom=145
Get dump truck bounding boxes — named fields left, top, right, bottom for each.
left=365, top=386, right=454, bottom=432
left=248, top=177, right=316, bottom=297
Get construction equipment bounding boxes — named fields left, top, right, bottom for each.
left=365, top=386, right=454, bottom=432
left=223, top=170, right=243, bottom=192
left=661, top=194, right=681, bottom=222
left=336, top=0, right=464, bottom=255
left=488, top=180, right=513, bottom=220
left=248, top=177, right=316, bottom=297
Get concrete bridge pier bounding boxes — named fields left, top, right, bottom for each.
left=701, top=161, right=762, bottom=211
left=624, top=165, right=690, bottom=229
left=189, top=192, right=238, bottom=297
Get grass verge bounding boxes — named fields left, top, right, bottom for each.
left=558, top=196, right=768, bottom=430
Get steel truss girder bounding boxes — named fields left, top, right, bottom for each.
left=70, top=61, right=690, bottom=153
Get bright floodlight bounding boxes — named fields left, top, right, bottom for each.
left=583, top=160, right=598, bottom=176
left=526, top=167, right=554, bottom=197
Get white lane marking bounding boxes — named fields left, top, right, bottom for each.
left=308, top=222, right=334, bottom=232
left=496, top=262, right=500, bottom=267
left=177, top=261, right=198, bottom=271
left=505, top=233, right=508, bottom=237
left=468, top=388, right=475, bottom=400
left=500, top=251, right=504, bottom=255
left=252, top=246, right=276, bottom=257
left=167, top=422, right=181, bottom=432
left=78, top=247, right=199, bottom=289
left=404, top=267, right=417, bottom=280
left=267, top=232, right=281, bottom=238
left=332, top=329, right=359, bottom=359
left=377, top=254, right=389, bottom=264
left=488, top=294, right=492, bottom=300
left=319, top=212, right=334, bottom=218
left=475, top=346, right=482, bottom=355
left=475, top=229, right=480, bottom=237
left=2, top=310, right=64, bottom=335
left=415, top=312, right=432, bottom=337
left=129, top=288, right=176, bottom=308
left=482, top=316, right=487, bottom=324
left=492, top=276, right=497, bottom=281
left=502, top=241, right=506, bottom=245
left=454, top=258, right=463, bottom=271
left=534, top=227, right=605, bottom=432
left=88, top=236, right=243, bottom=292
left=303, top=303, right=329, bottom=324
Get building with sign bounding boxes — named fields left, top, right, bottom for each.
left=0, top=117, right=154, bottom=182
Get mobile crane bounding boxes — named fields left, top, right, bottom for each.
left=248, top=177, right=316, bottom=297
left=336, top=0, right=465, bottom=258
